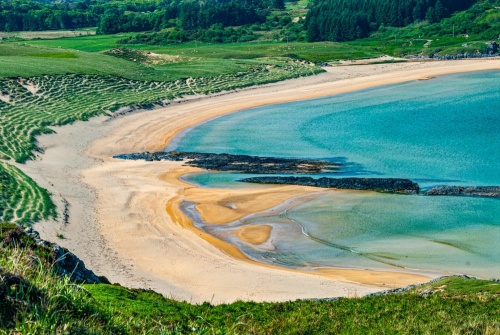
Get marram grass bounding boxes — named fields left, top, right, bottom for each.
left=0, top=162, right=56, bottom=224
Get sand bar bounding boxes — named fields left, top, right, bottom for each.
left=20, top=59, right=500, bottom=304
left=237, top=225, right=273, bottom=245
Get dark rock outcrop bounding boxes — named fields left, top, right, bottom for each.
left=51, top=245, right=105, bottom=284
left=114, top=151, right=341, bottom=174
left=424, top=186, right=500, bottom=198
left=240, top=176, right=420, bottom=194
left=21, top=227, right=108, bottom=284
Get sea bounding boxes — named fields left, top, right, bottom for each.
left=170, top=70, right=500, bottom=279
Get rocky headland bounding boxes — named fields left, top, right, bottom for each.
left=3, top=226, right=108, bottom=284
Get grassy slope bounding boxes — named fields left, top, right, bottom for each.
left=0, top=42, right=253, bottom=81
left=86, top=278, right=500, bottom=334
left=0, top=44, right=320, bottom=163
left=0, top=162, right=56, bottom=224
left=1, top=224, right=499, bottom=334
left=20, top=36, right=381, bottom=61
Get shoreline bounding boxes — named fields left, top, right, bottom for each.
left=20, top=59, right=499, bottom=303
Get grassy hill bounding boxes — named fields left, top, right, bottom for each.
left=1, top=223, right=499, bottom=334
left=350, top=0, right=500, bottom=57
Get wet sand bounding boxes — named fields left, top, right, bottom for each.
left=237, top=225, right=273, bottom=245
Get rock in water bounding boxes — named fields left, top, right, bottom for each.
left=240, top=176, right=420, bottom=194
left=424, top=186, right=500, bottom=197
left=114, top=151, right=341, bottom=174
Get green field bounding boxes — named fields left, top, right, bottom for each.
left=18, top=35, right=381, bottom=60
left=0, top=42, right=262, bottom=81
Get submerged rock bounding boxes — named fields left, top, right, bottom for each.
left=240, top=176, right=420, bottom=194
left=424, top=186, right=500, bottom=197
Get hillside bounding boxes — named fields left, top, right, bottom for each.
left=1, top=223, right=499, bottom=334
left=306, top=0, right=477, bottom=42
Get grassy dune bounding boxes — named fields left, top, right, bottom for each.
left=0, top=162, right=55, bottom=224
left=0, top=63, right=319, bottom=163
left=1, top=42, right=275, bottom=81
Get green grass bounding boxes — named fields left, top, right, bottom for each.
left=0, top=43, right=175, bottom=81
left=140, top=41, right=380, bottom=61
left=286, top=0, right=310, bottom=11
left=1, top=225, right=499, bottom=334
left=17, top=33, right=132, bottom=52
left=0, top=162, right=56, bottom=224
left=15, top=35, right=381, bottom=61
left=0, top=43, right=290, bottom=82
left=1, top=233, right=499, bottom=335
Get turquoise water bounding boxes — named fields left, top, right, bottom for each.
left=173, top=71, right=500, bottom=278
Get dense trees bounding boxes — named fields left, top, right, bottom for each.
left=2, top=0, right=491, bottom=45
left=0, top=0, right=276, bottom=34
left=306, top=0, right=477, bottom=42
left=118, top=24, right=258, bottom=44
left=0, top=1, right=98, bottom=31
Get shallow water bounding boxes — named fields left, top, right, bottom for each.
left=172, top=71, right=500, bottom=278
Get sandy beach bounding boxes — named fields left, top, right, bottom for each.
left=19, top=59, right=499, bottom=304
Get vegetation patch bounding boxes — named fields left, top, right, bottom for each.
left=1, top=224, right=497, bottom=334
left=0, top=162, right=56, bottom=224
left=29, top=52, right=78, bottom=59
left=0, top=224, right=498, bottom=334
left=103, top=48, right=191, bottom=66
left=1, top=236, right=499, bottom=335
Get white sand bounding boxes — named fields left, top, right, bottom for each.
left=17, top=59, right=499, bottom=304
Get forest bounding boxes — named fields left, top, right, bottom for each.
left=0, top=0, right=498, bottom=45
left=305, top=0, right=477, bottom=41
left=0, top=0, right=283, bottom=34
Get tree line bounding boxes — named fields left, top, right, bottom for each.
left=0, top=0, right=282, bottom=34
left=305, top=0, right=477, bottom=42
